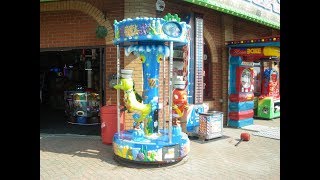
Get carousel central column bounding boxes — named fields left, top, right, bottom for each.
left=142, top=48, right=160, bottom=135
left=128, top=44, right=169, bottom=135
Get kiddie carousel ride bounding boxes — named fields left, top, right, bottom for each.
left=112, top=14, right=191, bottom=163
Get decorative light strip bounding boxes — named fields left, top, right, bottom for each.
left=226, top=36, right=280, bottom=45
left=40, top=0, right=59, bottom=2
left=183, top=0, right=280, bottom=30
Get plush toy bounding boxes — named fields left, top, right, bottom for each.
left=172, top=89, right=188, bottom=118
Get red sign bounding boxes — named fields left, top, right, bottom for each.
left=230, top=48, right=247, bottom=56
left=242, top=55, right=264, bottom=62
left=230, top=47, right=263, bottom=57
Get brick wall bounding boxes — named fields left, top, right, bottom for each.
left=233, top=16, right=280, bottom=40
left=221, top=15, right=233, bottom=124
left=40, top=10, right=105, bottom=48
left=124, top=0, right=156, bottom=18
left=40, top=0, right=124, bottom=47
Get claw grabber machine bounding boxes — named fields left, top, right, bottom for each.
left=112, top=14, right=191, bottom=164
left=226, top=37, right=280, bottom=127
left=257, top=55, right=280, bottom=119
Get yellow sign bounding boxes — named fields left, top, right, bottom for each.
left=263, top=47, right=280, bottom=57
left=247, top=48, right=262, bottom=54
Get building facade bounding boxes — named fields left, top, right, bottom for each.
left=40, top=0, right=280, bottom=129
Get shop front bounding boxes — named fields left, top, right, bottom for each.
left=226, top=37, right=280, bottom=128
left=40, top=0, right=119, bottom=134
left=40, top=0, right=279, bottom=135
left=40, top=47, right=105, bottom=134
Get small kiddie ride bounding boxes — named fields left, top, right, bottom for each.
left=112, top=14, right=191, bottom=164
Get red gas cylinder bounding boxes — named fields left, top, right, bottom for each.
left=100, top=105, right=125, bottom=145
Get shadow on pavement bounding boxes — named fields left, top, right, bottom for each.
left=188, top=135, right=231, bottom=144
left=40, top=135, right=189, bottom=168
left=40, top=103, right=120, bottom=165
left=40, top=135, right=121, bottom=166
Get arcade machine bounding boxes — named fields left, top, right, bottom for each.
left=226, top=37, right=280, bottom=127
left=257, top=61, right=280, bottom=119
left=64, top=49, right=101, bottom=125
left=64, top=90, right=100, bottom=124
left=112, top=13, right=191, bottom=164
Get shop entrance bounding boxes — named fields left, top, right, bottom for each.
left=40, top=46, right=105, bottom=135
left=226, top=37, right=280, bottom=128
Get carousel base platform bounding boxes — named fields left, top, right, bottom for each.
left=112, top=128, right=190, bottom=164
left=113, top=153, right=187, bottom=167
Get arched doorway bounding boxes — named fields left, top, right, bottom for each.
left=40, top=1, right=111, bottom=135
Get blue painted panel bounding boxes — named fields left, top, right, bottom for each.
left=186, top=104, right=204, bottom=132
left=230, top=56, right=242, bottom=65
left=229, top=101, right=254, bottom=111
left=229, top=56, right=241, bottom=94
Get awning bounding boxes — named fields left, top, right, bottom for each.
left=183, top=0, right=280, bottom=30
left=226, top=37, right=280, bottom=61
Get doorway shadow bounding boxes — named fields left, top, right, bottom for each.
left=40, top=103, right=100, bottom=136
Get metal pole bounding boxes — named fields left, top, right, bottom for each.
left=116, top=45, right=120, bottom=137
left=162, top=46, right=166, bottom=133
left=87, top=70, right=92, bottom=88
left=168, top=41, right=173, bottom=143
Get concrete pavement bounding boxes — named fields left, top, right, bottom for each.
left=40, top=118, right=280, bottom=179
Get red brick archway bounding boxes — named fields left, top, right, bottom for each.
left=40, top=1, right=113, bottom=48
